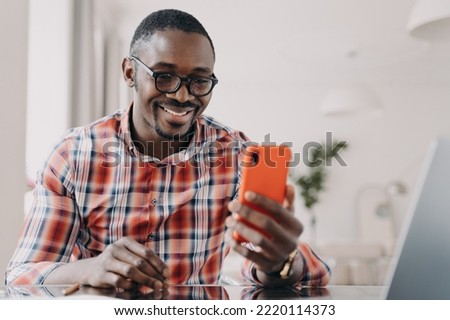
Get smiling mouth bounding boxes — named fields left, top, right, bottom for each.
left=161, top=106, right=194, bottom=117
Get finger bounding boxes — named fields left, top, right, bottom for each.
left=225, top=230, right=283, bottom=274
left=115, top=287, right=170, bottom=300
left=227, top=212, right=282, bottom=249
left=225, top=225, right=289, bottom=274
left=110, top=245, right=167, bottom=283
left=120, top=237, right=169, bottom=278
left=283, top=184, right=295, bottom=212
left=227, top=199, right=241, bottom=213
left=106, top=258, right=165, bottom=290
left=225, top=229, right=254, bottom=260
left=138, top=288, right=170, bottom=300
left=236, top=194, right=303, bottom=235
left=79, top=286, right=117, bottom=297
left=227, top=207, right=287, bottom=248
left=228, top=198, right=301, bottom=261
left=234, top=215, right=299, bottom=259
left=245, top=191, right=283, bottom=215
left=233, top=220, right=288, bottom=261
left=225, top=215, right=236, bottom=229
left=100, top=271, right=139, bottom=290
left=228, top=201, right=301, bottom=269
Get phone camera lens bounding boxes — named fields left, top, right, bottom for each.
left=251, top=152, right=259, bottom=166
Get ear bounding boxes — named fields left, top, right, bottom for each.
left=122, top=57, right=135, bottom=88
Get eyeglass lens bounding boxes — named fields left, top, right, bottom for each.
left=156, top=74, right=213, bottom=96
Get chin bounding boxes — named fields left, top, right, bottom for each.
left=156, top=125, right=192, bottom=141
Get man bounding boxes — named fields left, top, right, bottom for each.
left=6, top=9, right=330, bottom=290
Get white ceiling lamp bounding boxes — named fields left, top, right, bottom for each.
left=320, top=82, right=383, bottom=117
left=407, top=0, right=450, bottom=41
left=320, top=49, right=383, bottom=117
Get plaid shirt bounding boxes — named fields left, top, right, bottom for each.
left=6, top=104, right=330, bottom=287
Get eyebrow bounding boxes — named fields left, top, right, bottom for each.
left=151, top=61, right=212, bottom=74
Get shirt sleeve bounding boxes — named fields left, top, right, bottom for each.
left=5, top=138, right=80, bottom=285
left=241, top=242, right=331, bottom=287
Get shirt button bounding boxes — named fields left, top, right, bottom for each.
left=147, top=233, right=155, bottom=241
left=151, top=198, right=157, bottom=206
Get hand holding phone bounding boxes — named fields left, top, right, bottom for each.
left=233, top=144, right=292, bottom=243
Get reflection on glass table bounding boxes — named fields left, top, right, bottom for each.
left=2, top=284, right=382, bottom=300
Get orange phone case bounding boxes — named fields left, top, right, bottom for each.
left=233, top=144, right=292, bottom=243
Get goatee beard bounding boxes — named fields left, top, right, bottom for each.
left=152, top=99, right=200, bottom=141
left=154, top=121, right=195, bottom=141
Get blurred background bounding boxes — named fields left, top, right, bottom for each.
left=1, top=0, right=450, bottom=285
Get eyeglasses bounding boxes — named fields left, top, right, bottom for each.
left=130, top=56, right=218, bottom=97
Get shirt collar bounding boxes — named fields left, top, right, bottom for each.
left=119, top=102, right=139, bottom=158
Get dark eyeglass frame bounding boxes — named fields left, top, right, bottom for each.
left=130, top=56, right=218, bottom=97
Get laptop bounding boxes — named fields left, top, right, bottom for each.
left=383, top=138, right=450, bottom=299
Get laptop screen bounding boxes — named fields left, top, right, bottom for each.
left=384, top=138, right=450, bottom=299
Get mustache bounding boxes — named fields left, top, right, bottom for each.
left=159, top=99, right=201, bottom=109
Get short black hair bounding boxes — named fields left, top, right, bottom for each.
left=130, top=9, right=215, bottom=60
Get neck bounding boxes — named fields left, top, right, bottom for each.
left=130, top=117, right=194, bottom=160
left=141, top=136, right=192, bottom=160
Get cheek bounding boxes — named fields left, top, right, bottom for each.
left=198, top=95, right=212, bottom=110
left=136, top=75, right=159, bottom=99
left=138, top=89, right=164, bottom=111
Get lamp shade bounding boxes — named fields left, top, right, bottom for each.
left=320, top=83, right=382, bottom=117
left=407, top=0, right=450, bottom=41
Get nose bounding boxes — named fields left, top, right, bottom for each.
left=166, top=81, right=195, bottom=103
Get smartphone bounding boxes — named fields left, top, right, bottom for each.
left=233, top=144, right=292, bottom=243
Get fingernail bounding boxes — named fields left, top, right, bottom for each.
left=224, top=232, right=237, bottom=245
left=154, top=281, right=163, bottom=290
left=162, top=268, right=170, bottom=278
left=228, top=201, right=241, bottom=212
left=245, top=191, right=255, bottom=201
left=225, top=216, right=236, bottom=228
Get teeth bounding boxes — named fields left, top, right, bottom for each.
left=163, top=107, right=188, bottom=116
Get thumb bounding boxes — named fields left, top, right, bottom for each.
left=284, top=184, right=295, bottom=212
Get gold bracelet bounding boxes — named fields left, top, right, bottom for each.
left=279, top=249, right=298, bottom=279
left=266, top=249, right=298, bottom=279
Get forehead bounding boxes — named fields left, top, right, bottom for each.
left=137, top=29, right=215, bottom=72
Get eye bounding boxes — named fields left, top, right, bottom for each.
left=155, top=73, right=178, bottom=88
left=191, top=78, right=211, bottom=89
left=157, top=73, right=175, bottom=81
left=192, top=78, right=209, bottom=84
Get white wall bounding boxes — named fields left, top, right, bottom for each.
left=26, top=0, right=72, bottom=180
left=0, top=0, right=28, bottom=282
left=0, top=0, right=74, bottom=281
left=217, top=80, right=450, bottom=244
